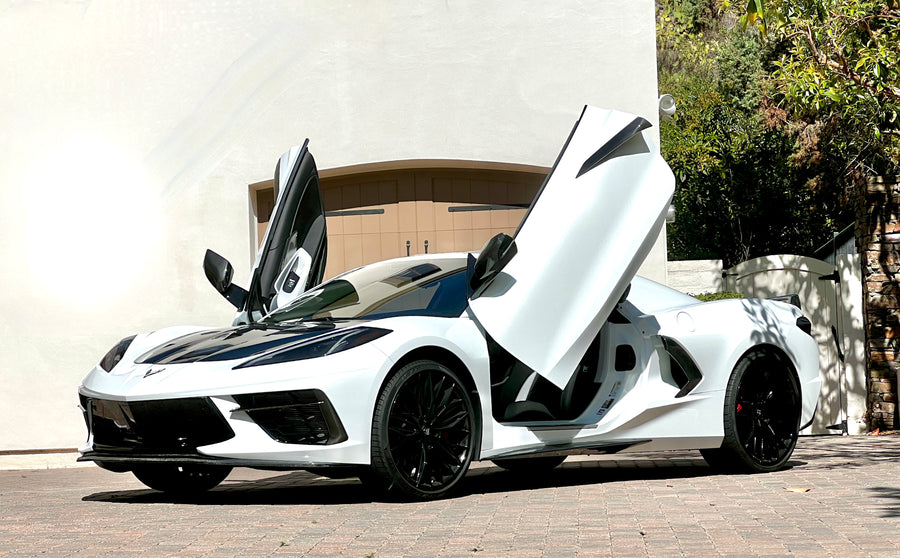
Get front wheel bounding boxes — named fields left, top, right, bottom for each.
left=701, top=351, right=801, bottom=473
left=368, top=360, right=478, bottom=500
left=132, top=464, right=232, bottom=494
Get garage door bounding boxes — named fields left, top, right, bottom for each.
left=254, top=167, right=546, bottom=280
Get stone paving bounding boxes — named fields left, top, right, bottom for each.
left=3, top=436, right=900, bottom=557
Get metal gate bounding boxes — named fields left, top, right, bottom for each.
left=724, top=254, right=866, bottom=435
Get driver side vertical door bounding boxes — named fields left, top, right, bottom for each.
left=237, top=140, right=327, bottom=324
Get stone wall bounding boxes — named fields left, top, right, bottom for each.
left=857, top=176, right=900, bottom=430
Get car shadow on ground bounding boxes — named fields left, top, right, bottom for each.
left=79, top=437, right=900, bottom=509
left=82, top=457, right=721, bottom=506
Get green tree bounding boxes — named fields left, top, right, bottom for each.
left=658, top=0, right=844, bottom=267
left=733, top=0, right=900, bottom=180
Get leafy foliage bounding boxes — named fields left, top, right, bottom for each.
left=694, top=291, right=745, bottom=301
left=658, top=0, right=848, bottom=267
left=732, top=0, right=900, bottom=191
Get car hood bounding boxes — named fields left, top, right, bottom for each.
left=134, top=320, right=367, bottom=365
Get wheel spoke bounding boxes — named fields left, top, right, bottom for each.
left=387, top=428, right=418, bottom=454
left=431, top=436, right=465, bottom=466
left=411, top=374, right=427, bottom=417
left=434, top=379, right=455, bottom=412
left=742, top=424, right=757, bottom=455
left=432, top=400, right=469, bottom=430
left=431, top=374, right=447, bottom=412
left=412, top=444, right=428, bottom=487
left=422, top=372, right=435, bottom=412
left=388, top=413, right=419, bottom=434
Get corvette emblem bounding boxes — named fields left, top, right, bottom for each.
left=143, top=367, right=166, bottom=378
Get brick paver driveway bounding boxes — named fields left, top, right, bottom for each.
left=3, top=436, right=900, bottom=557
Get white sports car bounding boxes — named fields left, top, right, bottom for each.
left=78, top=106, right=820, bottom=500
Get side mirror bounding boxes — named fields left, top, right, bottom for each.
left=468, top=233, right=517, bottom=298
left=203, top=249, right=247, bottom=309
left=204, top=249, right=233, bottom=292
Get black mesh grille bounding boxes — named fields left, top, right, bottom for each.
left=83, top=395, right=235, bottom=453
left=231, top=389, right=347, bottom=445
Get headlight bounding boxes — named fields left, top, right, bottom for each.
left=99, top=335, right=136, bottom=372
left=233, top=327, right=390, bottom=369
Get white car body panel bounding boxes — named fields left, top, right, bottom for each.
left=469, top=107, right=675, bottom=389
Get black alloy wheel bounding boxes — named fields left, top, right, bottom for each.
left=132, top=464, right=232, bottom=494
left=368, top=360, right=477, bottom=500
left=701, top=351, right=801, bottom=472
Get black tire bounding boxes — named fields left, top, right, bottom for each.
left=701, top=351, right=801, bottom=473
left=368, top=360, right=478, bottom=500
left=132, top=464, right=232, bottom=494
left=492, top=455, right=566, bottom=471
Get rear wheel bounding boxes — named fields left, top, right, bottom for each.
left=132, top=464, right=232, bottom=494
left=492, top=455, right=566, bottom=472
left=701, top=351, right=800, bottom=472
left=367, top=360, right=477, bottom=500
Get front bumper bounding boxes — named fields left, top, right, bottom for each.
left=79, top=389, right=350, bottom=469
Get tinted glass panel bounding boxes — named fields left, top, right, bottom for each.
left=263, top=258, right=467, bottom=323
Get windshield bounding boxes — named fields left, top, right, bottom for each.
left=262, top=257, right=468, bottom=323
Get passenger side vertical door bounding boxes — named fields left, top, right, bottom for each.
left=467, top=106, right=675, bottom=388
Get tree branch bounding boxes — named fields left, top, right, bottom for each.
left=802, top=24, right=900, bottom=102
left=820, top=57, right=900, bottom=101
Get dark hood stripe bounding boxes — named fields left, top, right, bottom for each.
left=134, top=322, right=363, bottom=365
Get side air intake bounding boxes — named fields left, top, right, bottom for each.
left=231, top=389, right=347, bottom=445
left=661, top=337, right=703, bottom=398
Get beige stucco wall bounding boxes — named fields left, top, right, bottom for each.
left=666, top=259, right=724, bottom=295
left=0, top=1, right=662, bottom=455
